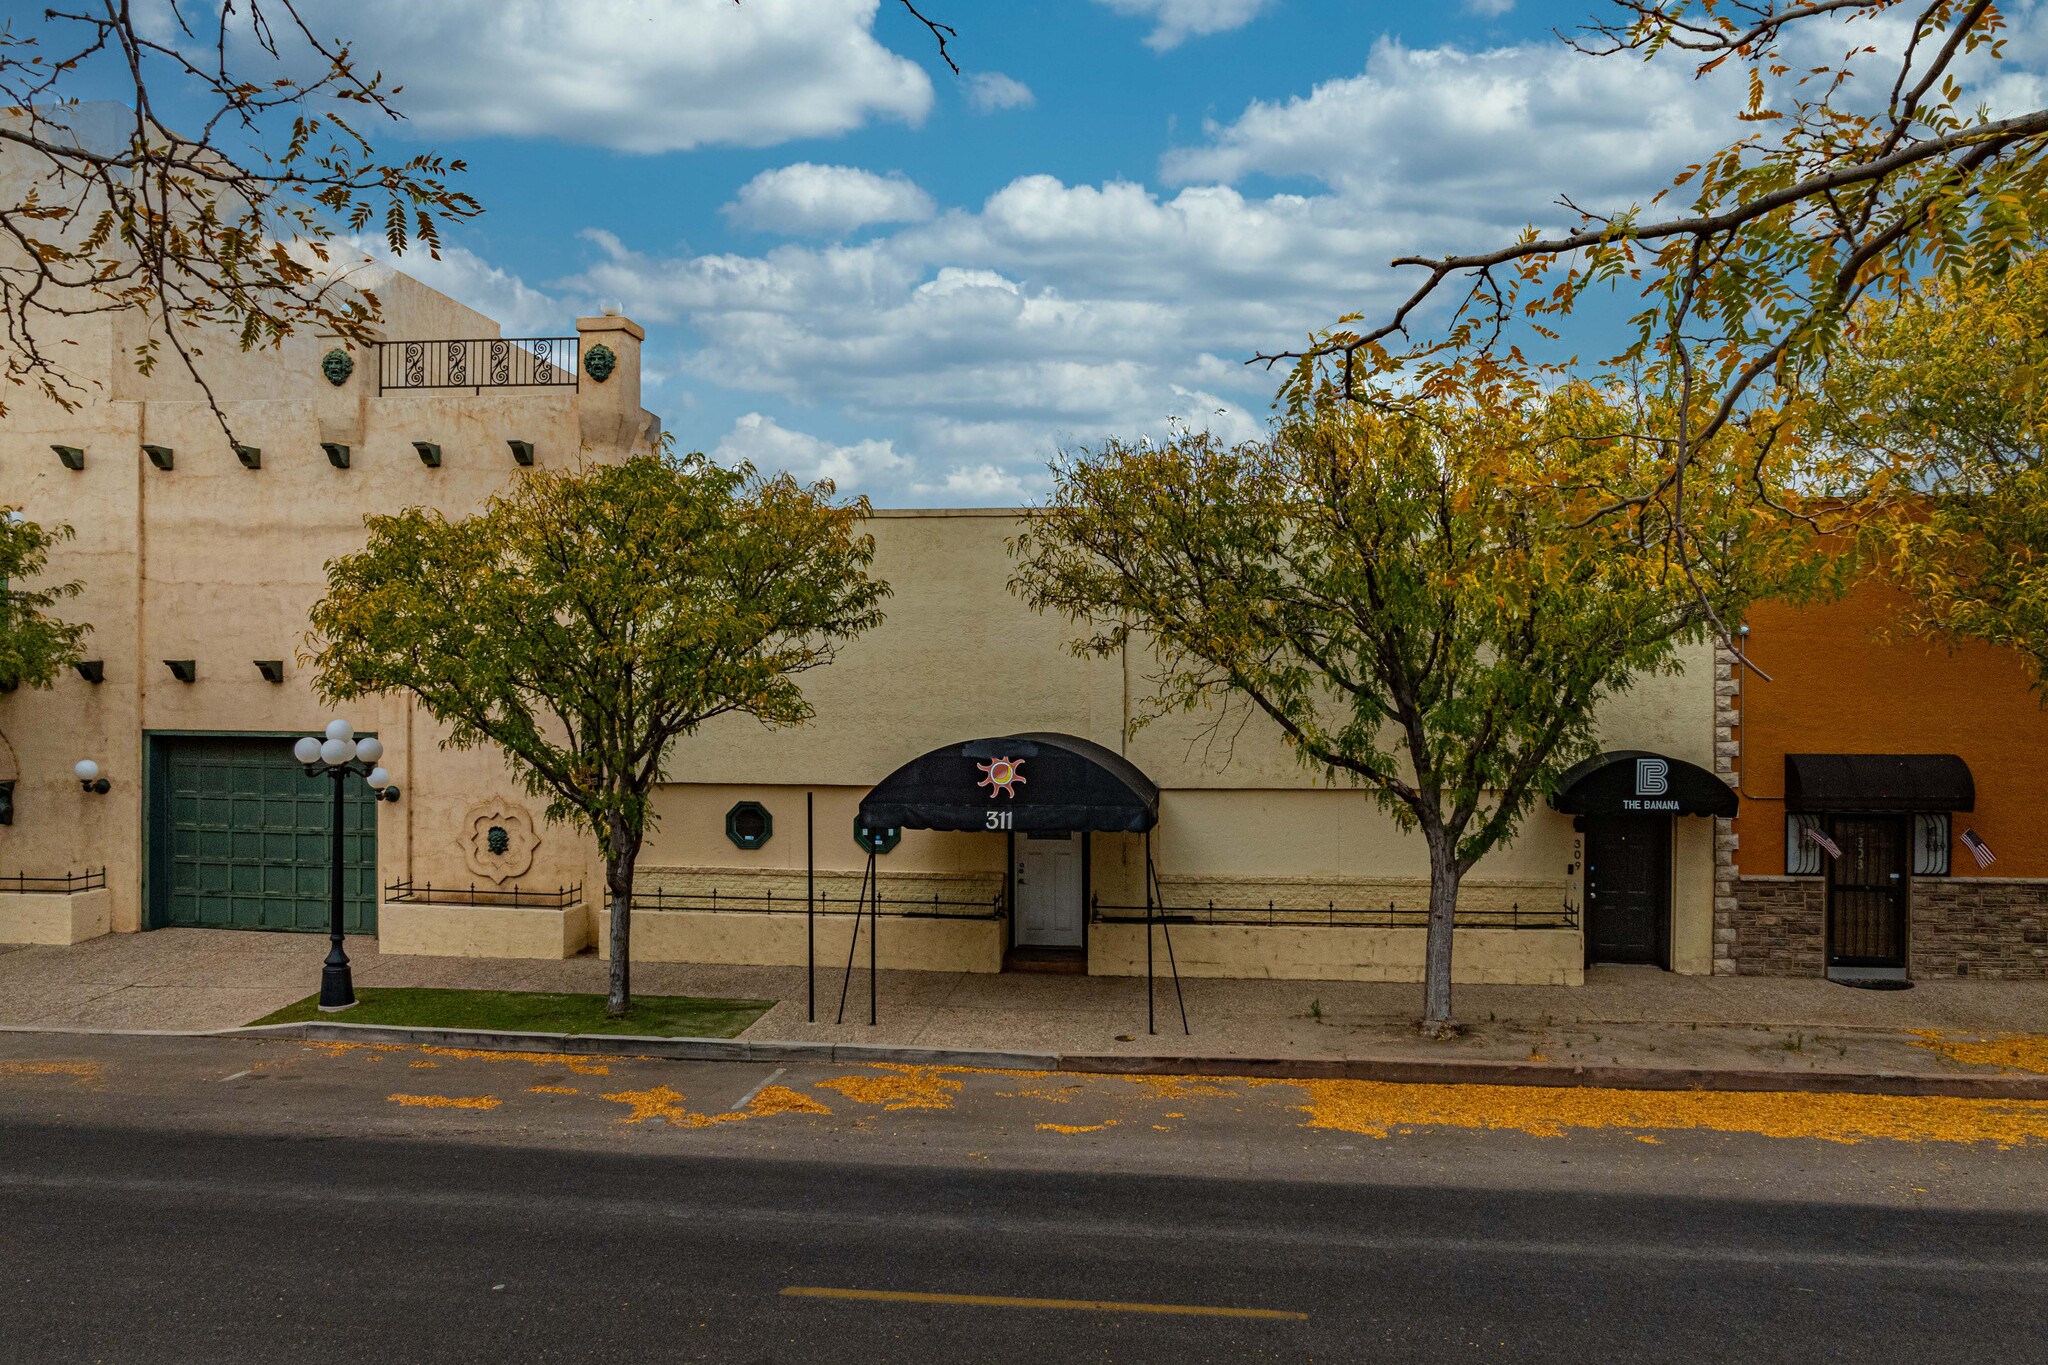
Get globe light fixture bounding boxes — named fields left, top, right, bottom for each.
left=74, top=760, right=110, bottom=794
left=291, top=719, right=401, bottom=1012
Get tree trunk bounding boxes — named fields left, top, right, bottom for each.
left=604, top=831, right=640, bottom=1018
left=1419, top=826, right=1463, bottom=1039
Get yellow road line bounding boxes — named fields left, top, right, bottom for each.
left=779, top=1286, right=1306, bottom=1320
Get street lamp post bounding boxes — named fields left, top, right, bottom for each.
left=292, top=720, right=401, bottom=1011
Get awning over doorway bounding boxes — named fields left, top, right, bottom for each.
left=1548, top=750, right=1738, bottom=818
left=858, top=732, right=1159, bottom=833
left=1785, top=753, right=1974, bottom=813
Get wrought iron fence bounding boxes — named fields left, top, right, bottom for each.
left=1092, top=895, right=1575, bottom=931
left=376, top=337, right=580, bottom=393
left=0, top=868, right=107, bottom=894
left=632, top=886, right=1005, bottom=921
left=383, top=880, right=583, bottom=910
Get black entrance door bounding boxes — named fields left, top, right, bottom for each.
left=1584, top=814, right=1670, bottom=966
left=1827, top=816, right=1908, bottom=968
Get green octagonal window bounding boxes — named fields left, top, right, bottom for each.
left=725, top=800, right=773, bottom=850
left=854, top=818, right=900, bottom=855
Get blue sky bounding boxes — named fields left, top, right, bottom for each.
left=104, top=0, right=2048, bottom=502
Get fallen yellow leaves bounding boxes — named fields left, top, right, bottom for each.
left=1036, top=1120, right=1120, bottom=1134
left=1911, top=1031, right=2048, bottom=1075
left=598, top=1080, right=833, bottom=1126
left=1279, top=1078, right=2048, bottom=1148
left=747, top=1084, right=833, bottom=1118
left=417, top=1046, right=613, bottom=1076
left=387, top=1093, right=502, bottom=1110
left=528, top=1084, right=579, bottom=1095
left=0, top=1060, right=101, bottom=1085
left=816, top=1064, right=964, bottom=1111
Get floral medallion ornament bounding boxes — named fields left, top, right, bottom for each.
left=582, top=342, right=617, bottom=383
left=320, top=347, right=354, bottom=386
left=461, top=800, right=540, bottom=884
left=976, top=756, right=1025, bottom=799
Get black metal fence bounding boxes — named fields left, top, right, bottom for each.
left=1092, top=895, right=1575, bottom=931
left=383, top=880, right=583, bottom=910
left=631, top=885, right=1005, bottom=921
left=0, top=868, right=107, bottom=894
left=377, top=337, right=580, bottom=393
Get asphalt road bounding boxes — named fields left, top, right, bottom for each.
left=2, top=1033, right=2045, bottom=1363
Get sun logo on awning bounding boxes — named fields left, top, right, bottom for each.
left=976, top=756, right=1026, bottom=799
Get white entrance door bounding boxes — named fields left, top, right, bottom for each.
left=1015, top=832, right=1084, bottom=947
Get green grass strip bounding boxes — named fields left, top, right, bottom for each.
left=248, top=986, right=774, bottom=1038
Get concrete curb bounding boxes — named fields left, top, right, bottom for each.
left=192, top=1021, right=2048, bottom=1100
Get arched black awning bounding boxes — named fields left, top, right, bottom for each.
left=858, top=732, right=1159, bottom=833
left=1548, top=749, right=1738, bottom=818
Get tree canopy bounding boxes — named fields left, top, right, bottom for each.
left=308, top=453, right=889, bottom=1014
left=1013, top=385, right=1822, bottom=1032
left=1262, top=1, right=2047, bottom=580
left=1823, top=247, right=2048, bottom=684
left=0, top=509, right=89, bottom=698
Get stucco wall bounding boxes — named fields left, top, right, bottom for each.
left=0, top=226, right=655, bottom=935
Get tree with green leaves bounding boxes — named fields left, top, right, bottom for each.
left=1822, top=247, right=2048, bottom=682
left=307, top=453, right=889, bottom=1016
left=1262, top=1, right=2047, bottom=584
left=0, top=508, right=89, bottom=703
left=1012, top=386, right=1820, bottom=1035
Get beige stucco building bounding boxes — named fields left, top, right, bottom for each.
left=1, top=125, right=1735, bottom=989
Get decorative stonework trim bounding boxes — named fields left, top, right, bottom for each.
left=1712, top=636, right=1742, bottom=974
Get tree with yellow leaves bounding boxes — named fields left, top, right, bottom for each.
left=1824, top=250, right=2048, bottom=683
left=1013, top=385, right=1823, bottom=1036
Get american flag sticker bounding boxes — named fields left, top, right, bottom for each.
left=1805, top=825, right=1844, bottom=859
left=1961, top=828, right=1997, bottom=868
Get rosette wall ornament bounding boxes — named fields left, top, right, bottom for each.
left=462, top=800, right=540, bottom=884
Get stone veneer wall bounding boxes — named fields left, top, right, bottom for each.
left=1728, top=876, right=1826, bottom=976
left=1909, top=880, right=2048, bottom=978
left=1729, top=874, right=2048, bottom=977
left=1712, top=639, right=1742, bottom=975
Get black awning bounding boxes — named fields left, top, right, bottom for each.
left=858, top=732, right=1159, bottom=834
left=1785, top=753, right=1974, bottom=814
left=1548, top=750, right=1738, bottom=818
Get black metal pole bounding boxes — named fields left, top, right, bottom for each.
left=876, top=843, right=884, bottom=1023
left=806, top=792, right=816, bottom=1024
left=1145, top=830, right=1155, bottom=1036
left=318, top=767, right=355, bottom=1010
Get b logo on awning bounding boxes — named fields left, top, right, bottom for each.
left=1635, top=758, right=1670, bottom=797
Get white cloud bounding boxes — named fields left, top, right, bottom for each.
left=1095, top=0, right=1278, bottom=51
left=711, top=412, right=913, bottom=488
left=913, top=463, right=1036, bottom=503
left=306, top=0, right=932, bottom=153
left=1464, top=0, right=1515, bottom=16
left=964, top=72, right=1036, bottom=113
left=725, top=164, right=935, bottom=235
left=348, top=238, right=573, bottom=337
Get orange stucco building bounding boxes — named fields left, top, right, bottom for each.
left=1726, top=578, right=2048, bottom=979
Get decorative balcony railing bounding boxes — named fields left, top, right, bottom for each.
left=383, top=879, right=583, bottom=909
left=376, top=337, right=580, bottom=394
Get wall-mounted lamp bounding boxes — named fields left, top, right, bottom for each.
left=164, top=659, right=196, bottom=683
left=75, top=760, right=110, bottom=795
left=236, top=444, right=262, bottom=470
left=507, top=439, right=535, bottom=466
left=52, top=444, right=85, bottom=470
left=254, top=660, right=285, bottom=684
left=143, top=444, right=175, bottom=471
left=320, top=442, right=351, bottom=469
left=74, top=660, right=105, bottom=684
left=412, top=441, right=442, bottom=468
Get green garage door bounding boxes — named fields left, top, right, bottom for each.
left=152, top=736, right=377, bottom=932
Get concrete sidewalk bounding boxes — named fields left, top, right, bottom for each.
left=2, top=928, right=2045, bottom=1085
